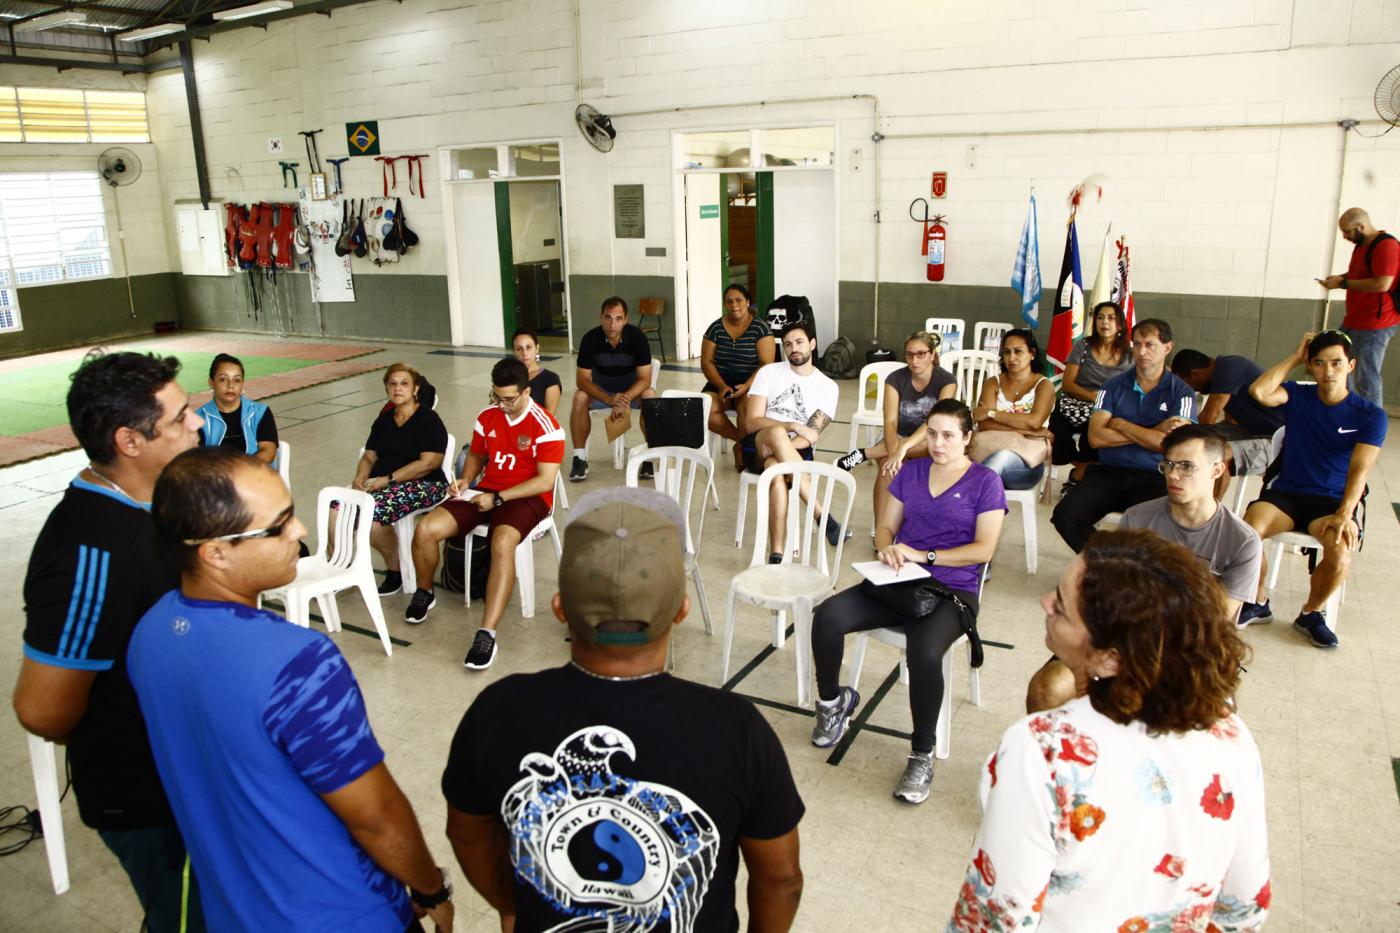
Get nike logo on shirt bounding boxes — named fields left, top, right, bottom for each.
left=1338, top=427, right=1358, bottom=434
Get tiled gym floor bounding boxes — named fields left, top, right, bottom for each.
left=1, top=334, right=1397, bottom=931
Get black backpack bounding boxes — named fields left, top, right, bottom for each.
left=764, top=294, right=816, bottom=340
left=821, top=336, right=861, bottom=379
left=1362, top=232, right=1400, bottom=319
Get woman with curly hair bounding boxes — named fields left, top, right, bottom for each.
left=948, top=529, right=1270, bottom=932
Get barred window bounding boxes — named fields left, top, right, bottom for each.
left=0, top=171, right=112, bottom=332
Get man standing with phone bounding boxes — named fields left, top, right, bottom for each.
left=1316, top=207, right=1399, bottom=407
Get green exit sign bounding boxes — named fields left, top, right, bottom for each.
left=699, top=204, right=719, bottom=219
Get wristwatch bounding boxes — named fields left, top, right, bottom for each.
left=1340, top=276, right=1349, bottom=289
left=926, top=549, right=937, bottom=565
left=410, top=866, right=452, bottom=910
left=493, top=492, right=505, bottom=508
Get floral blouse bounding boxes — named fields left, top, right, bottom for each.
left=948, top=697, right=1270, bottom=933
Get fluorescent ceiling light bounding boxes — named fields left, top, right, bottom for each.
left=118, top=23, right=185, bottom=41
left=15, top=11, right=88, bottom=32
left=212, top=0, right=292, bottom=21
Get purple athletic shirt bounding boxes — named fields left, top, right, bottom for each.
left=889, top=459, right=1007, bottom=594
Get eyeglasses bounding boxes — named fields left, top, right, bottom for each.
left=905, top=350, right=932, bottom=360
left=183, top=509, right=295, bottom=546
left=490, top=390, right=524, bottom=407
left=1156, top=459, right=1201, bottom=477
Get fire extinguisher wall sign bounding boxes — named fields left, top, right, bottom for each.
left=926, top=214, right=946, bottom=282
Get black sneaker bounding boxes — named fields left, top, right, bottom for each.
left=768, top=552, right=784, bottom=565
left=404, top=588, right=435, bottom=624
left=825, top=515, right=851, bottom=547
left=376, top=570, right=402, bottom=596
left=569, top=456, right=588, bottom=482
left=1058, top=477, right=1079, bottom=499
left=1236, top=599, right=1272, bottom=629
left=835, top=449, right=866, bottom=472
left=638, top=461, right=655, bottom=481
left=463, top=629, right=499, bottom=670
left=1292, top=610, right=1338, bottom=649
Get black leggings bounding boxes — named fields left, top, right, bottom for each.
left=812, top=584, right=979, bottom=754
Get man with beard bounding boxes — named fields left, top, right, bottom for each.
left=740, top=318, right=844, bottom=560
left=1316, top=207, right=1399, bottom=407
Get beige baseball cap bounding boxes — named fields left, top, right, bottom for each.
left=559, top=487, right=687, bottom=646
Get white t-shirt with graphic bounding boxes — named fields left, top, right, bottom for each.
left=748, top=361, right=840, bottom=431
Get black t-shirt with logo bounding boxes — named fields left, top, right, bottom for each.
left=442, top=664, right=805, bottom=932
left=21, top=480, right=178, bottom=830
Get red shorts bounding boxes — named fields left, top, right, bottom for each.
left=440, top=494, right=549, bottom=540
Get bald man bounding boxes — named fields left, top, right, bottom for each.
left=1316, top=207, right=1398, bottom=407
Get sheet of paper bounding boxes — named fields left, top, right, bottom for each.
left=852, top=560, right=930, bottom=586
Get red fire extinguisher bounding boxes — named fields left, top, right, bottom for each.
left=926, top=215, right=947, bottom=282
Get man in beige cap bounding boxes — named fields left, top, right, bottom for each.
left=442, top=487, right=805, bottom=932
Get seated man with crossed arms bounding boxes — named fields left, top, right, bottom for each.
left=408, top=357, right=564, bottom=671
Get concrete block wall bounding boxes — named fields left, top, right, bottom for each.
left=10, top=1, right=1400, bottom=406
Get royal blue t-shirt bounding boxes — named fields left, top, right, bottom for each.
left=1271, top=382, right=1388, bottom=499
left=1093, top=369, right=1197, bottom=473
left=128, top=592, right=410, bottom=933
left=889, top=460, right=1007, bottom=594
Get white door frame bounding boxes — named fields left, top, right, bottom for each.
left=669, top=124, right=840, bottom=360
left=438, top=138, right=571, bottom=349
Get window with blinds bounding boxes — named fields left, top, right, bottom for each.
left=0, top=170, right=112, bottom=332
left=0, top=87, right=148, bottom=144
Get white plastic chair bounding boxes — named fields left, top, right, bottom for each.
left=392, top=433, right=457, bottom=594
left=974, top=321, right=1012, bottom=353
left=625, top=445, right=715, bottom=636
left=720, top=461, right=856, bottom=707
left=1002, top=467, right=1051, bottom=575
left=261, top=487, right=394, bottom=655
left=588, top=364, right=662, bottom=470
left=941, top=349, right=1000, bottom=407
left=462, top=473, right=563, bottom=619
left=274, top=440, right=291, bottom=489
left=924, top=317, right=965, bottom=351
left=846, top=566, right=988, bottom=760
left=661, top=388, right=721, bottom=511
left=27, top=734, right=68, bottom=894
left=846, top=361, right=905, bottom=454
left=1259, top=427, right=1345, bottom=625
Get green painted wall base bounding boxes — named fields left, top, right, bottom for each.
left=0, top=272, right=179, bottom=360
left=175, top=273, right=452, bottom=344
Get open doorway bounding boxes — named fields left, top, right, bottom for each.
left=676, top=127, right=837, bottom=358
left=507, top=179, right=568, bottom=354
left=440, top=141, right=570, bottom=351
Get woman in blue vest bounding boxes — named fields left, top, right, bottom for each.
left=197, top=353, right=278, bottom=463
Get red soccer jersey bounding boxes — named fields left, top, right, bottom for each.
left=1343, top=232, right=1400, bottom=330
left=469, top=401, right=565, bottom=507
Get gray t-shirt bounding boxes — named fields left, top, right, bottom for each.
left=1067, top=338, right=1133, bottom=392
left=885, top=366, right=956, bottom=436
left=1121, top=497, right=1262, bottom=604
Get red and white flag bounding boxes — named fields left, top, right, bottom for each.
left=1112, top=236, right=1135, bottom=332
